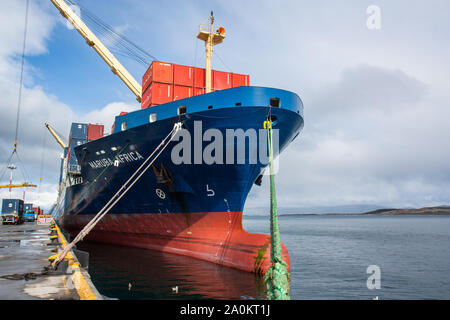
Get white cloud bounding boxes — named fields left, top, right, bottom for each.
left=247, top=63, right=450, bottom=209
left=81, top=101, right=138, bottom=134
left=0, top=1, right=138, bottom=210
left=2, top=0, right=450, bottom=212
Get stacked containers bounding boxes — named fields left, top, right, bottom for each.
left=68, top=123, right=88, bottom=173
left=142, top=62, right=174, bottom=108
left=213, top=70, right=232, bottom=90
left=32, top=207, right=43, bottom=215
left=194, top=67, right=205, bottom=96
left=173, top=64, right=194, bottom=101
left=141, top=61, right=250, bottom=109
left=87, top=124, right=104, bottom=141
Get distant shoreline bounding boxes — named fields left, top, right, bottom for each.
left=278, top=206, right=450, bottom=217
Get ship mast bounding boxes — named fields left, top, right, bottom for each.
left=50, top=0, right=143, bottom=102
left=197, top=12, right=226, bottom=93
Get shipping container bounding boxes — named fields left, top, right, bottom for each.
left=68, top=155, right=80, bottom=173
left=70, top=123, right=88, bottom=140
left=67, top=137, right=85, bottom=173
left=68, top=138, right=86, bottom=160
left=232, top=73, right=250, bottom=87
left=174, top=64, right=194, bottom=87
left=194, top=67, right=205, bottom=88
left=141, top=82, right=173, bottom=108
left=142, top=61, right=174, bottom=92
left=174, top=85, right=193, bottom=101
left=88, top=124, right=104, bottom=141
left=2, top=199, right=24, bottom=224
left=213, top=70, right=232, bottom=90
left=193, top=87, right=205, bottom=96
left=24, top=204, right=36, bottom=222
left=2, top=199, right=24, bottom=216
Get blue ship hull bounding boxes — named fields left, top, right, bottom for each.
left=59, top=86, right=304, bottom=273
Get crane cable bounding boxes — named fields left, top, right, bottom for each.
left=0, top=0, right=31, bottom=187
left=65, top=0, right=158, bottom=66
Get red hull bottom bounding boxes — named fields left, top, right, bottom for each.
left=61, top=211, right=290, bottom=274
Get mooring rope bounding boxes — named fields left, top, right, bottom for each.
left=52, top=122, right=183, bottom=268
left=263, top=119, right=291, bottom=300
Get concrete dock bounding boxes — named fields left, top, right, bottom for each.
left=0, top=221, right=102, bottom=300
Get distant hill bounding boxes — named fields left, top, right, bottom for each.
left=245, top=204, right=387, bottom=216
left=246, top=205, right=450, bottom=216
left=363, top=206, right=450, bottom=216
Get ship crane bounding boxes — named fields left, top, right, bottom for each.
left=0, top=184, right=37, bottom=189
left=49, top=0, right=143, bottom=102
left=45, top=123, right=67, bottom=149
left=0, top=164, right=36, bottom=202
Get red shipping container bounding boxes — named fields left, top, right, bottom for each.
left=193, top=87, right=205, bottom=96
left=232, top=73, right=250, bottom=87
left=174, top=85, right=193, bottom=101
left=87, top=124, right=104, bottom=141
left=142, top=61, right=173, bottom=92
left=141, top=82, right=173, bottom=108
left=194, top=67, right=205, bottom=88
left=174, top=65, right=194, bottom=87
left=213, top=70, right=232, bottom=90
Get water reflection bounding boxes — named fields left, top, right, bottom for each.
left=77, top=241, right=267, bottom=300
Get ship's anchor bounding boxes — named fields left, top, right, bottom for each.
left=152, top=163, right=175, bottom=192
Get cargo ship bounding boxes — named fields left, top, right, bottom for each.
left=49, top=1, right=304, bottom=274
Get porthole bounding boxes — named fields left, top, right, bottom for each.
left=149, top=113, right=157, bottom=123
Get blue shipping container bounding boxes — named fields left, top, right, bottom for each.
left=24, top=203, right=33, bottom=212
left=70, top=123, right=88, bottom=140
left=69, top=137, right=86, bottom=152
left=2, top=199, right=24, bottom=217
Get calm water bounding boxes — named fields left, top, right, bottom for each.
left=77, top=215, right=450, bottom=300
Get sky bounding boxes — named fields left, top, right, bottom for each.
left=0, top=0, right=449, bottom=212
